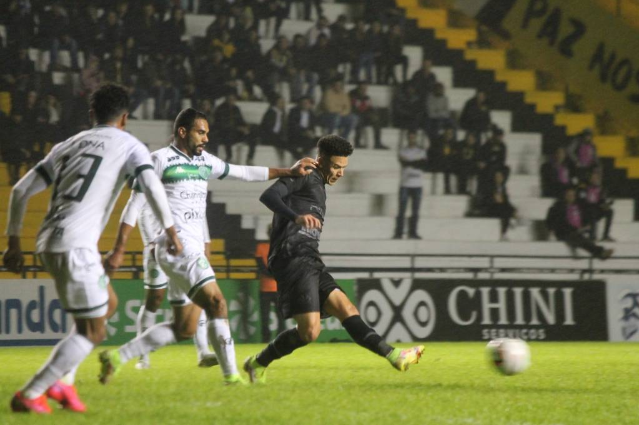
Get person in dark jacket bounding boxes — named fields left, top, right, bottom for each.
left=383, top=24, right=408, bottom=84
left=429, top=126, right=457, bottom=194
left=540, top=146, right=573, bottom=198
left=260, top=95, right=291, bottom=166
left=546, top=187, right=613, bottom=259
left=456, top=132, right=480, bottom=194
left=578, top=170, right=615, bottom=242
left=477, top=170, right=517, bottom=240
left=460, top=90, right=491, bottom=143
left=567, top=128, right=600, bottom=183
left=212, top=92, right=256, bottom=163
left=349, top=81, right=387, bottom=149
left=288, top=96, right=319, bottom=156
left=477, top=127, right=509, bottom=196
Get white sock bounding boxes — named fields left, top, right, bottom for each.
left=207, top=318, right=238, bottom=377
left=136, top=306, right=157, bottom=336
left=119, top=322, right=177, bottom=364
left=193, top=310, right=212, bottom=358
left=22, top=333, right=94, bottom=399
left=60, top=365, right=78, bottom=386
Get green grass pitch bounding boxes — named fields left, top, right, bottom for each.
left=2, top=342, right=638, bottom=425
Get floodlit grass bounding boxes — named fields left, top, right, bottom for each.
left=2, top=342, right=638, bottom=425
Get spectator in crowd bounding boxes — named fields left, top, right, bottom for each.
left=306, top=15, right=331, bottom=46
left=320, top=79, right=358, bottom=139
left=309, top=34, right=338, bottom=86
left=211, top=29, right=236, bottom=60
left=80, top=55, right=103, bottom=96
left=290, top=34, right=318, bottom=102
left=288, top=95, right=319, bottom=156
left=239, top=69, right=265, bottom=101
left=291, top=0, right=323, bottom=21
left=3, top=110, right=27, bottom=185
left=255, top=0, right=287, bottom=39
left=578, top=170, right=615, bottom=241
left=102, top=45, right=147, bottom=118
left=140, top=52, right=179, bottom=119
left=39, top=2, right=80, bottom=70
left=351, top=20, right=374, bottom=83
left=477, top=169, right=517, bottom=241
left=260, top=95, right=291, bottom=166
left=4, top=0, right=36, bottom=51
left=233, top=29, right=264, bottom=76
left=212, top=92, right=256, bottom=164
left=392, top=82, right=423, bottom=134
left=383, top=24, right=408, bottom=84
left=368, top=21, right=385, bottom=84
left=195, top=48, right=228, bottom=103
left=456, top=132, right=480, bottom=195
left=460, top=90, right=491, bottom=143
left=393, top=130, right=427, bottom=240
left=97, top=9, right=126, bottom=57
left=255, top=226, right=285, bottom=343
left=411, top=59, right=437, bottom=101
left=329, top=15, right=351, bottom=70
left=546, top=187, right=613, bottom=259
left=426, top=82, right=454, bottom=143
left=567, top=128, right=600, bottom=183
left=265, top=35, right=293, bottom=96
left=477, top=126, right=508, bottom=195
left=206, top=14, right=231, bottom=41
left=349, top=81, right=387, bottom=149
left=168, top=53, right=193, bottom=112
left=131, top=3, right=160, bottom=56
left=1, top=47, right=35, bottom=95
left=73, top=4, right=100, bottom=58
left=162, top=7, right=187, bottom=55
left=231, top=14, right=256, bottom=46
left=429, top=126, right=457, bottom=194
left=541, top=146, right=573, bottom=198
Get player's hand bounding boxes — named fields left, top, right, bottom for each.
left=103, top=249, right=124, bottom=278
left=291, top=158, right=318, bottom=176
left=295, top=214, right=322, bottom=229
left=3, top=245, right=24, bottom=274
left=166, top=232, right=183, bottom=256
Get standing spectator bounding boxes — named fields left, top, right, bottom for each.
left=329, top=15, right=351, bottom=70
left=392, top=82, right=423, bottom=134
left=73, top=4, right=101, bottom=58
left=4, top=0, right=36, bottom=51
left=212, top=92, right=256, bottom=164
left=231, top=15, right=256, bottom=46
left=383, top=24, right=408, bottom=84
left=290, top=34, right=318, bottom=102
left=140, top=52, right=177, bottom=119
left=349, top=81, right=387, bottom=149
left=255, top=229, right=285, bottom=343
left=306, top=16, right=331, bottom=46
left=260, top=95, right=291, bottom=166
left=255, top=0, right=287, bottom=39
left=579, top=171, right=615, bottom=241
left=97, top=10, right=125, bottom=57
left=309, top=34, right=338, bottom=86
left=546, top=187, right=613, bottom=259
left=478, top=170, right=517, bottom=241
left=410, top=59, right=437, bottom=101
left=426, top=82, right=454, bottom=143
left=477, top=126, right=508, bottom=195
left=567, top=128, right=600, bottom=183
left=320, top=79, right=358, bottom=139
left=351, top=20, right=374, bottom=83
left=393, top=130, right=427, bottom=240
left=429, top=126, right=457, bottom=194
left=368, top=21, right=385, bottom=84
left=102, top=45, right=148, bottom=118
left=460, top=90, right=491, bottom=143
left=233, top=29, right=264, bottom=76
left=80, top=55, right=103, bottom=96
left=40, top=3, right=80, bottom=70
left=131, top=3, right=159, bottom=55
left=167, top=53, right=192, bottom=115
left=265, top=36, right=293, bottom=96
left=541, top=147, right=573, bottom=198
left=456, top=132, right=480, bottom=195
left=287, top=95, right=319, bottom=156
left=291, top=0, right=323, bottom=21
left=162, top=7, right=187, bottom=55
left=195, top=49, right=228, bottom=103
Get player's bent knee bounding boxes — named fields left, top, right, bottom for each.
left=298, top=326, right=321, bottom=343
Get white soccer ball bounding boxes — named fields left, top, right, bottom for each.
left=485, top=338, right=531, bottom=376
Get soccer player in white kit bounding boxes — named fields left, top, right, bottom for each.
left=120, top=185, right=217, bottom=369
left=99, top=108, right=317, bottom=385
left=4, top=84, right=182, bottom=414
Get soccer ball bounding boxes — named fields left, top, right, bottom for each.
left=486, top=338, right=531, bottom=376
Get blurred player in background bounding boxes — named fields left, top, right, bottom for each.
left=99, top=108, right=317, bottom=385
left=4, top=83, right=181, bottom=414
left=256, top=225, right=285, bottom=342
left=244, top=135, right=425, bottom=384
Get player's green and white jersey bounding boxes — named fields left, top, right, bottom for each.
left=150, top=145, right=230, bottom=245
left=35, top=125, right=153, bottom=253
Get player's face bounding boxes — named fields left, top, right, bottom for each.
left=320, top=155, right=349, bottom=185
left=186, top=118, right=209, bottom=156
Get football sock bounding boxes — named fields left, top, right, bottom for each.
left=342, top=315, right=393, bottom=357
left=22, top=332, right=94, bottom=399
left=136, top=306, right=157, bottom=336
left=119, top=322, right=177, bottom=364
left=207, top=318, right=238, bottom=377
left=193, top=310, right=212, bottom=356
left=256, top=328, right=307, bottom=367
left=60, top=325, right=79, bottom=385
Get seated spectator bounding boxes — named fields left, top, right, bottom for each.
left=102, top=45, right=148, bottom=118
left=195, top=48, right=229, bottom=103
left=320, top=79, right=358, bottom=139
left=477, top=126, right=509, bottom=195
left=260, top=95, right=291, bottom=166
left=393, top=130, right=427, bottom=240
left=383, top=24, right=408, bottom=84
left=456, top=132, right=480, bottom=195
left=429, top=126, right=457, bottom=194
left=233, top=29, right=265, bottom=77
left=306, top=16, right=331, bottom=46
left=288, top=96, right=319, bottom=156
left=540, top=146, right=573, bottom=198
left=546, top=187, right=613, bottom=259
left=239, top=69, right=265, bottom=101
left=212, top=92, right=256, bottom=164
left=426, top=82, right=455, bottom=143
left=231, top=15, right=256, bottom=45
left=349, top=81, right=387, bottom=149
left=410, top=59, right=437, bottom=101
left=477, top=170, right=517, bottom=241
left=211, top=29, right=236, bottom=60
left=578, top=171, right=615, bottom=242
left=392, top=82, right=423, bottom=133
left=567, top=128, right=600, bottom=183
left=290, top=34, right=318, bottom=102
left=460, top=90, right=491, bottom=143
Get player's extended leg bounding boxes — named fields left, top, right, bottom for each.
left=323, top=290, right=424, bottom=372
left=191, top=282, right=242, bottom=384
left=193, top=309, right=218, bottom=367
left=134, top=287, right=166, bottom=369
left=99, top=303, right=201, bottom=384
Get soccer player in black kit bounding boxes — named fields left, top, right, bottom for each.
left=243, top=135, right=424, bottom=383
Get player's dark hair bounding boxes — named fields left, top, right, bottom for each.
left=317, top=135, right=353, bottom=158
left=173, top=107, right=208, bottom=138
left=89, top=83, right=129, bottom=124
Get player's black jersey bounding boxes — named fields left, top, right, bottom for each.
left=265, top=169, right=326, bottom=264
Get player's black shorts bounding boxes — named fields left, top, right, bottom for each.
left=271, top=255, right=342, bottom=319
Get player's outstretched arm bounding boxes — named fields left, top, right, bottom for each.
left=3, top=168, right=50, bottom=273
left=222, top=158, right=318, bottom=182
left=104, top=190, right=146, bottom=275
left=136, top=169, right=183, bottom=256
left=259, top=181, right=321, bottom=229
left=269, top=157, right=318, bottom=179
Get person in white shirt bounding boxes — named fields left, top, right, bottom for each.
left=393, top=130, right=427, bottom=240
left=5, top=83, right=182, bottom=414
left=98, top=108, right=317, bottom=386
